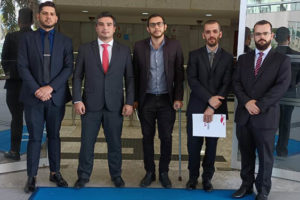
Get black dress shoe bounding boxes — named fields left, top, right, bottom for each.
left=49, top=172, right=68, bottom=187
left=24, top=177, right=36, bottom=193
left=202, top=180, right=213, bottom=192
left=112, top=176, right=125, bottom=188
left=159, top=172, right=172, bottom=189
left=4, top=151, right=20, bottom=161
left=74, top=178, right=89, bottom=189
left=140, top=172, right=156, bottom=187
left=256, top=193, right=268, bottom=200
left=186, top=178, right=198, bottom=190
left=232, top=186, right=253, bottom=198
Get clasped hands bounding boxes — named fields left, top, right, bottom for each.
left=203, top=96, right=224, bottom=123
left=35, top=85, right=53, bottom=101
left=245, top=99, right=260, bottom=115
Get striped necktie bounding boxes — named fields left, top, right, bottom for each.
left=255, top=52, right=264, bottom=76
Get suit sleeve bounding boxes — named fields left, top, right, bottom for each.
left=17, top=34, right=40, bottom=94
left=174, top=42, right=184, bottom=101
left=1, top=33, right=11, bottom=75
left=187, top=51, right=212, bottom=103
left=124, top=47, right=135, bottom=105
left=217, top=56, right=233, bottom=97
left=232, top=56, right=252, bottom=106
left=133, top=43, right=139, bottom=102
left=72, top=45, right=84, bottom=103
left=255, top=56, right=291, bottom=113
left=49, top=37, right=73, bottom=92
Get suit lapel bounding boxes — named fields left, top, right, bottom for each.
left=145, top=39, right=151, bottom=80
left=50, top=32, right=60, bottom=74
left=34, top=31, right=43, bottom=64
left=254, top=49, right=274, bottom=83
left=91, top=40, right=103, bottom=73
left=200, top=47, right=210, bottom=73
left=211, top=48, right=222, bottom=72
left=107, top=41, right=119, bottom=74
left=163, top=39, right=169, bottom=78
left=247, top=51, right=256, bottom=84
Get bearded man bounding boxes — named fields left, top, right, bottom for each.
left=232, top=20, right=291, bottom=200
left=133, top=13, right=184, bottom=188
left=185, top=20, right=233, bottom=192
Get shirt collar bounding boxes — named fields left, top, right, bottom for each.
left=98, top=38, right=114, bottom=47
left=255, top=46, right=272, bottom=56
left=150, top=39, right=165, bottom=50
left=206, top=45, right=218, bottom=54
left=39, top=28, right=55, bottom=36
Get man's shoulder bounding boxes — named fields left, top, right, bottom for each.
left=55, top=31, right=72, bottom=42
left=134, top=38, right=149, bottom=48
left=219, top=48, right=233, bottom=58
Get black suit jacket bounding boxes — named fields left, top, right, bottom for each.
left=18, top=30, right=73, bottom=106
left=133, top=37, right=184, bottom=108
left=1, top=27, right=32, bottom=90
left=233, top=49, right=291, bottom=129
left=72, top=40, right=134, bottom=112
left=186, top=46, right=233, bottom=116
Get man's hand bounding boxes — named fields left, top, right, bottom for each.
left=133, top=101, right=138, bottom=110
left=208, top=96, right=224, bottom=109
left=173, top=100, right=183, bottom=111
left=74, top=102, right=86, bottom=115
left=122, top=104, right=133, bottom=117
left=245, top=99, right=260, bottom=115
left=203, top=107, right=214, bottom=123
left=35, top=85, right=53, bottom=101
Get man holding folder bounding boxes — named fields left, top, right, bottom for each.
left=186, top=20, right=233, bottom=191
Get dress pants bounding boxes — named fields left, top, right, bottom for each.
left=237, top=123, right=276, bottom=195
left=186, top=114, right=218, bottom=181
left=6, top=89, right=24, bottom=153
left=24, top=100, right=65, bottom=177
left=77, top=108, right=123, bottom=180
left=276, top=105, right=294, bottom=156
left=139, top=94, right=176, bottom=174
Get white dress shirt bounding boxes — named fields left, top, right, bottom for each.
left=98, top=38, right=114, bottom=63
left=254, top=46, right=272, bottom=68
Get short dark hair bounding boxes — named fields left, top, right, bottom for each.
left=147, top=14, right=166, bottom=27
left=203, top=20, right=222, bottom=31
left=96, top=12, right=117, bottom=26
left=254, top=20, right=272, bottom=32
left=18, top=7, right=33, bottom=25
left=39, top=1, right=56, bottom=13
left=275, top=26, right=290, bottom=44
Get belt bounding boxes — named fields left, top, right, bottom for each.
left=146, top=93, right=168, bottom=97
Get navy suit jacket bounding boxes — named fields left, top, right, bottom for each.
left=186, top=46, right=233, bottom=116
left=233, top=49, right=291, bottom=129
left=72, top=40, right=134, bottom=112
left=17, top=30, right=73, bottom=106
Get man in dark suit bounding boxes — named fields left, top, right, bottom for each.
left=1, top=8, right=33, bottom=161
left=232, top=20, right=291, bottom=200
left=275, top=27, right=300, bottom=157
left=72, top=12, right=134, bottom=188
left=18, top=1, right=73, bottom=193
left=133, top=14, right=184, bottom=188
left=185, top=20, right=233, bottom=192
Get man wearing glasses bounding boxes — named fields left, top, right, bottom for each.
left=232, top=20, right=291, bottom=200
left=133, top=14, right=184, bottom=188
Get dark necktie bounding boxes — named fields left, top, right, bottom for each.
left=43, top=32, right=51, bottom=83
left=101, top=44, right=109, bottom=74
left=255, top=52, right=264, bottom=76
left=209, top=52, right=215, bottom=67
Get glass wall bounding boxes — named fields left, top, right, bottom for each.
left=232, top=0, right=300, bottom=181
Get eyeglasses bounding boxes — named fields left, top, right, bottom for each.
left=254, top=32, right=271, bottom=37
left=149, top=22, right=164, bottom=28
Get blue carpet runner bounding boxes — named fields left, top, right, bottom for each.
left=30, top=187, right=255, bottom=200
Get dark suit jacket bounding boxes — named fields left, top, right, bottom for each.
left=186, top=46, right=233, bottom=116
left=1, top=27, right=32, bottom=90
left=133, top=37, right=184, bottom=108
left=233, top=49, right=291, bottom=129
left=72, top=40, right=134, bottom=112
left=17, top=30, right=73, bottom=106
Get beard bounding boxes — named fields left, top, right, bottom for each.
left=255, top=39, right=271, bottom=50
left=40, top=22, right=55, bottom=29
left=206, top=37, right=219, bottom=47
left=150, top=30, right=164, bottom=39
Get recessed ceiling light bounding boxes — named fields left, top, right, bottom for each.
left=205, top=13, right=212, bottom=17
left=142, top=12, right=149, bottom=15
left=82, top=10, right=89, bottom=13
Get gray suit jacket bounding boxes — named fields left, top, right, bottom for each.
left=72, top=40, right=134, bottom=112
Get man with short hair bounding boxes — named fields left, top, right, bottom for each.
left=72, top=12, right=134, bottom=188
left=2, top=7, right=33, bottom=161
left=133, top=14, right=184, bottom=188
left=232, top=20, right=291, bottom=200
left=18, top=1, right=73, bottom=193
left=186, top=20, right=233, bottom=192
